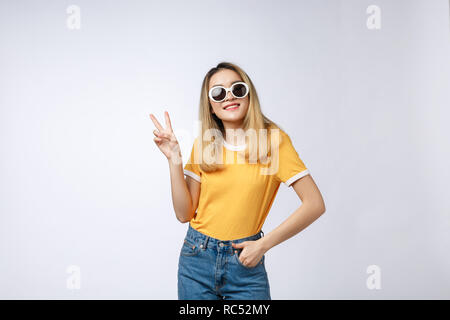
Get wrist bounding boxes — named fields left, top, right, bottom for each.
left=167, top=149, right=182, bottom=165
left=258, top=236, right=272, bottom=253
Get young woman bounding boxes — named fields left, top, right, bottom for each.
left=150, top=62, right=326, bottom=300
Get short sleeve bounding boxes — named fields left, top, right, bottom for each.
left=275, top=131, right=310, bottom=187
left=183, top=138, right=202, bottom=183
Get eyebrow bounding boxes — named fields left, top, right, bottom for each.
left=210, top=80, right=242, bottom=88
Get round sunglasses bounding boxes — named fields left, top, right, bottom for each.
left=208, top=81, right=249, bottom=103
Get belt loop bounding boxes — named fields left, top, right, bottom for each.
left=202, top=236, right=209, bottom=250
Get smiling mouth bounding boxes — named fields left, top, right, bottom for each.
left=223, top=103, right=240, bottom=110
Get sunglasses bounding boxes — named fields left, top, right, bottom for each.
left=208, top=81, right=249, bottom=103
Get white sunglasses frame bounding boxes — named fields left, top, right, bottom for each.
left=208, top=81, right=249, bottom=103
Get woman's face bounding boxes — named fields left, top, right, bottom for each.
left=208, top=69, right=249, bottom=129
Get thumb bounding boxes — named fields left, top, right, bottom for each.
left=232, top=242, right=245, bottom=249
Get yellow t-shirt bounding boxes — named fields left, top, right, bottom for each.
left=183, top=129, right=310, bottom=241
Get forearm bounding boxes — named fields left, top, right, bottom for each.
left=167, top=155, right=194, bottom=223
left=260, top=201, right=325, bottom=252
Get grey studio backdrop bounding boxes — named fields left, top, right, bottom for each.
left=0, top=0, right=449, bottom=299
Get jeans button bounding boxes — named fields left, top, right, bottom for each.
left=219, top=242, right=224, bottom=247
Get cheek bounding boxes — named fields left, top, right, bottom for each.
left=241, top=98, right=250, bottom=110
left=211, top=102, right=221, bottom=112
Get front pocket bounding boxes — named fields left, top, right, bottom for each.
left=180, top=238, right=200, bottom=257
left=234, top=250, right=264, bottom=269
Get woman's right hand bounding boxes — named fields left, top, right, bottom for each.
left=150, top=111, right=182, bottom=163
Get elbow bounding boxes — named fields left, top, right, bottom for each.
left=305, top=200, right=326, bottom=216
left=177, top=211, right=194, bottom=224
left=177, top=216, right=190, bottom=224
left=319, top=202, right=326, bottom=215
left=313, top=196, right=326, bottom=215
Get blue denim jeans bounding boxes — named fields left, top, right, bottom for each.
left=177, top=223, right=271, bottom=300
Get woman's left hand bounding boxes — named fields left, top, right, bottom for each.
left=232, top=239, right=267, bottom=268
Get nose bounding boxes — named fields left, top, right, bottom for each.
left=224, top=90, right=234, bottom=101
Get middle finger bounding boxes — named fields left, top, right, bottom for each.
left=149, top=113, right=165, bottom=132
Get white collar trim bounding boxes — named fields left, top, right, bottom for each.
left=223, top=140, right=247, bottom=151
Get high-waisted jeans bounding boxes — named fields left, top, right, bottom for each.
left=177, top=223, right=271, bottom=300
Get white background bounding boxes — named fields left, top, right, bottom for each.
left=1, top=0, right=449, bottom=299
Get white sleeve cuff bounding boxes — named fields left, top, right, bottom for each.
left=284, top=169, right=310, bottom=187
left=184, top=169, right=201, bottom=183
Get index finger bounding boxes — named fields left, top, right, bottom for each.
left=164, top=111, right=173, bottom=132
left=149, top=113, right=165, bottom=132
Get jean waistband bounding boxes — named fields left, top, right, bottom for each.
left=186, top=223, right=265, bottom=249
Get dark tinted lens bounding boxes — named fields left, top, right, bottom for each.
left=211, top=87, right=226, bottom=101
left=232, top=83, right=247, bottom=98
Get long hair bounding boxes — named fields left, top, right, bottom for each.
left=197, top=61, right=284, bottom=173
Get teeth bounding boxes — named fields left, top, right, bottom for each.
left=225, top=104, right=239, bottom=110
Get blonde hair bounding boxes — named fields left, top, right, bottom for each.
left=196, top=62, right=284, bottom=173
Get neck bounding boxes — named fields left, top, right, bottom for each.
left=222, top=121, right=246, bottom=146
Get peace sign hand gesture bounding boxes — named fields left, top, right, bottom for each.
left=150, top=111, right=182, bottom=164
